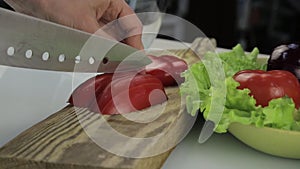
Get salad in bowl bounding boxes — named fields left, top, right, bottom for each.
left=180, top=43, right=300, bottom=159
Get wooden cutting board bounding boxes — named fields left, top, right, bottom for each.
left=0, top=38, right=216, bottom=169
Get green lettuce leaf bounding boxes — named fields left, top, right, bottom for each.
left=218, top=44, right=263, bottom=77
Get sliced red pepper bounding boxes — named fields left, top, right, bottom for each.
left=145, top=55, right=188, bottom=86
left=69, top=54, right=186, bottom=115
left=90, top=74, right=167, bottom=114
left=69, top=73, right=167, bottom=115
left=233, top=70, right=300, bottom=108
left=68, top=73, right=113, bottom=107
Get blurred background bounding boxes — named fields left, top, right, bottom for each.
left=1, top=0, right=299, bottom=54
left=161, top=0, right=300, bottom=54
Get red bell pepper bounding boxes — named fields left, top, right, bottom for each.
left=233, top=70, right=300, bottom=108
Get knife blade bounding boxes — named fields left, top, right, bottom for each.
left=0, top=8, right=151, bottom=73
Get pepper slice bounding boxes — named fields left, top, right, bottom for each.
left=233, top=70, right=300, bottom=108
left=69, top=73, right=167, bottom=115
left=69, top=73, right=113, bottom=107
left=145, top=55, right=188, bottom=86
left=91, top=74, right=167, bottom=114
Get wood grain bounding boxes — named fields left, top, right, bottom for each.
left=0, top=38, right=216, bottom=169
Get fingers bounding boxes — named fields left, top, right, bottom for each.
left=98, top=16, right=144, bottom=50
left=99, top=0, right=144, bottom=50
left=77, top=17, right=101, bottom=34
left=6, top=0, right=142, bottom=47
left=72, top=14, right=117, bottom=42
left=118, top=1, right=144, bottom=50
left=117, top=14, right=144, bottom=50
left=123, top=33, right=144, bottom=50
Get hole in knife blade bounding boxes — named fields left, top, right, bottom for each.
left=102, top=57, right=109, bottom=64
left=58, top=54, right=66, bottom=62
left=25, top=50, right=33, bottom=59
left=75, top=56, right=81, bottom=64
left=42, top=52, right=50, bottom=61
left=7, top=47, right=15, bottom=56
left=89, top=57, right=95, bottom=64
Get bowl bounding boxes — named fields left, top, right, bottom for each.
left=228, top=122, right=300, bottom=159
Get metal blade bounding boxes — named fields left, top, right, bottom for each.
left=0, top=8, right=151, bottom=73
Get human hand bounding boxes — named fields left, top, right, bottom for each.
left=4, top=0, right=144, bottom=49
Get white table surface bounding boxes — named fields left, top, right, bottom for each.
left=0, top=39, right=299, bottom=169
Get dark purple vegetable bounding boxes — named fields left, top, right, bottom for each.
left=267, top=43, right=300, bottom=80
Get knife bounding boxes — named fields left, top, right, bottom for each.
left=0, top=8, right=151, bottom=73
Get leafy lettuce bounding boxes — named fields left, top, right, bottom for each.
left=180, top=44, right=300, bottom=133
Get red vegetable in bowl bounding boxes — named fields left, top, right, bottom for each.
left=233, top=70, right=300, bottom=108
left=69, top=73, right=167, bottom=115
left=145, top=55, right=188, bottom=86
